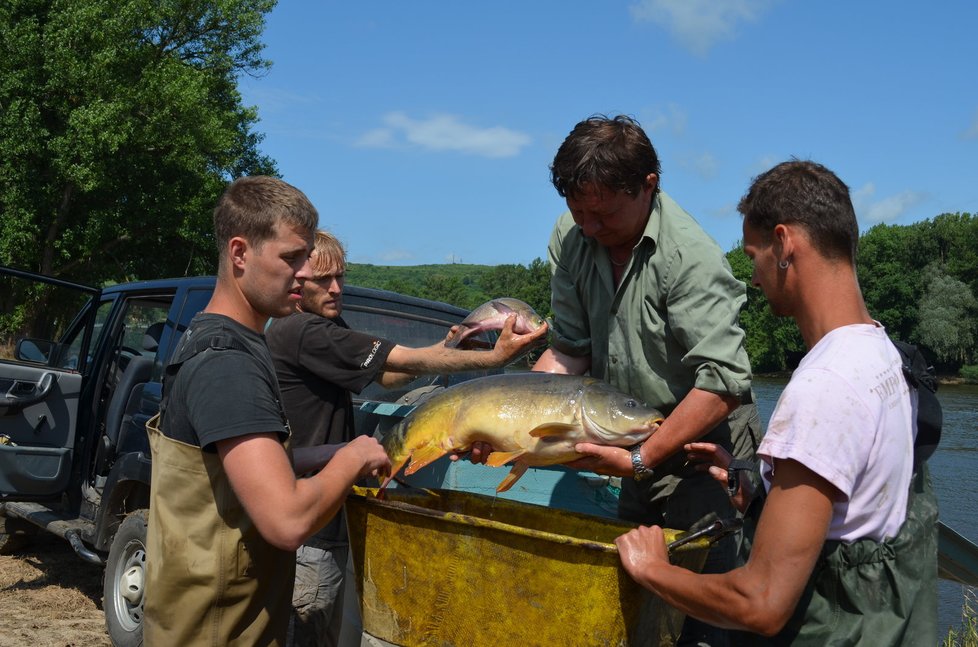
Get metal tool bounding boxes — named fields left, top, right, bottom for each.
left=668, top=517, right=744, bottom=553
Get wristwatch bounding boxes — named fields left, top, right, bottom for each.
left=629, top=443, right=655, bottom=481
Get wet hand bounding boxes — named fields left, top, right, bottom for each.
left=571, top=442, right=632, bottom=477
left=492, top=315, right=549, bottom=362
left=684, top=441, right=733, bottom=470
left=346, top=435, right=392, bottom=479
left=615, top=525, right=670, bottom=585
left=450, top=440, right=493, bottom=464
left=684, top=442, right=752, bottom=511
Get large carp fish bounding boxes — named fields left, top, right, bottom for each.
left=381, top=372, right=664, bottom=493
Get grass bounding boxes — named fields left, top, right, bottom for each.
left=944, top=587, right=978, bottom=647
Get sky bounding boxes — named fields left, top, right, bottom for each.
left=238, top=1, right=978, bottom=267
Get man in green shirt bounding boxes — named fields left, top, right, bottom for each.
left=531, top=115, right=762, bottom=646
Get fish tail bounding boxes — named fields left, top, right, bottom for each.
left=379, top=455, right=409, bottom=493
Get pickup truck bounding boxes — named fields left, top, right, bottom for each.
left=0, top=265, right=499, bottom=646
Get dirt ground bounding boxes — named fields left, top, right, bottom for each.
left=0, top=531, right=110, bottom=647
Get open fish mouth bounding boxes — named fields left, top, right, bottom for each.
left=581, top=409, right=662, bottom=445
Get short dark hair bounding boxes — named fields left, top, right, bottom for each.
left=550, top=114, right=661, bottom=199
left=213, top=176, right=318, bottom=261
left=738, top=160, right=859, bottom=263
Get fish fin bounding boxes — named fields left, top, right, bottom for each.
left=380, top=456, right=410, bottom=491
left=528, top=422, right=580, bottom=438
left=496, top=463, right=529, bottom=493
left=485, top=450, right=526, bottom=467
left=491, top=299, right=516, bottom=315
left=445, top=325, right=476, bottom=349
left=404, top=445, right=449, bottom=474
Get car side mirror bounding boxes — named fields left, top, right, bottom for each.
left=15, top=338, right=56, bottom=363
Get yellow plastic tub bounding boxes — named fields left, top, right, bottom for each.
left=345, top=486, right=710, bottom=647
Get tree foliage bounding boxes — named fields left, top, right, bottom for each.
left=726, top=246, right=804, bottom=371
left=0, top=0, right=277, bottom=284
left=479, top=258, right=553, bottom=319
left=917, top=272, right=978, bottom=367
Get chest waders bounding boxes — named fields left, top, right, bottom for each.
left=144, top=333, right=296, bottom=646
left=757, top=464, right=938, bottom=646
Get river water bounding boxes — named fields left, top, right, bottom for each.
left=752, top=377, right=978, bottom=634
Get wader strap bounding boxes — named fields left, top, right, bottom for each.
left=160, top=332, right=288, bottom=428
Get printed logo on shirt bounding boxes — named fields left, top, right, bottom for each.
left=870, top=364, right=906, bottom=404
left=361, top=340, right=382, bottom=368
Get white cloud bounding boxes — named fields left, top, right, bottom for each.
left=678, top=151, right=718, bottom=179
left=356, top=112, right=531, bottom=158
left=852, top=182, right=927, bottom=224
left=630, top=0, right=775, bottom=57
left=749, top=155, right=780, bottom=176
left=963, top=108, right=978, bottom=139
left=356, top=129, right=395, bottom=148
left=643, top=103, right=687, bottom=135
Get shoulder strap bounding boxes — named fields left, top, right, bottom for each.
left=161, top=332, right=287, bottom=428
left=890, top=339, right=942, bottom=464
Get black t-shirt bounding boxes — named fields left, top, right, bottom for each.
left=265, top=312, right=395, bottom=448
left=161, top=313, right=289, bottom=451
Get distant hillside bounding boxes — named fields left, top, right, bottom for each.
left=346, top=260, right=552, bottom=317
left=346, top=263, right=491, bottom=292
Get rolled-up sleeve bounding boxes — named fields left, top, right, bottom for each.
left=664, top=243, right=752, bottom=398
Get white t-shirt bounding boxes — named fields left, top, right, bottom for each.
left=758, top=324, right=914, bottom=542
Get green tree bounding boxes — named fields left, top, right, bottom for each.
left=726, top=246, right=804, bottom=372
left=917, top=272, right=978, bottom=367
left=0, top=0, right=277, bottom=284
left=857, top=223, right=920, bottom=341
left=480, top=258, right=552, bottom=319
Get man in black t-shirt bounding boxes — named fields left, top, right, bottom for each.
left=144, top=177, right=391, bottom=646
left=267, top=230, right=547, bottom=647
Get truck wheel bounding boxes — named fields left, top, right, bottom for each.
left=104, top=509, right=148, bottom=647
left=0, top=514, right=33, bottom=555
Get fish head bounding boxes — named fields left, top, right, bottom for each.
left=382, top=418, right=410, bottom=463
left=579, top=381, right=664, bottom=446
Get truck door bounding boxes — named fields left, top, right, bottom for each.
left=0, top=266, right=101, bottom=498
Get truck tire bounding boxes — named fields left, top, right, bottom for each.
left=104, top=508, right=148, bottom=647
left=0, top=514, right=33, bottom=555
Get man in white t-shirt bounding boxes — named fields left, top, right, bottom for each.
left=614, top=160, right=937, bottom=645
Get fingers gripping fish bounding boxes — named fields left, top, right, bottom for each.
left=380, top=373, right=664, bottom=493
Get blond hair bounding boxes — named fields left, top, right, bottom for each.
left=310, top=230, right=347, bottom=278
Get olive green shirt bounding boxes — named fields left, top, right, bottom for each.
left=548, top=190, right=752, bottom=413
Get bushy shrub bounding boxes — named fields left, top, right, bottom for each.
left=960, top=365, right=978, bottom=384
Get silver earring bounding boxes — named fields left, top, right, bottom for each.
left=778, top=259, right=789, bottom=270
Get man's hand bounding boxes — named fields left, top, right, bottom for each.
left=615, top=525, right=671, bottom=588
left=450, top=440, right=493, bottom=464
left=340, top=435, right=392, bottom=480
left=489, top=315, right=548, bottom=363
left=684, top=441, right=753, bottom=512
left=569, top=442, right=633, bottom=477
